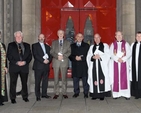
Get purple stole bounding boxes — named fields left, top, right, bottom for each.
left=113, top=40, right=128, bottom=92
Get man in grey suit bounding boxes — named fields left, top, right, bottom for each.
left=50, top=29, right=71, bottom=99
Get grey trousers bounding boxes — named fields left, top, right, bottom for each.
left=53, top=67, right=68, bottom=95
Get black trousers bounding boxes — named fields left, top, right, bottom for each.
left=10, top=72, right=28, bottom=100
left=73, top=76, right=89, bottom=95
left=34, top=69, right=49, bottom=98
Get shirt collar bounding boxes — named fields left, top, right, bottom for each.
left=39, top=42, right=44, bottom=45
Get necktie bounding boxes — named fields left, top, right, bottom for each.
left=77, top=43, right=80, bottom=47
left=60, top=40, right=63, bottom=46
left=18, top=44, right=23, bottom=61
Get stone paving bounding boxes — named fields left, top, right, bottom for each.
left=0, top=93, right=141, bottom=113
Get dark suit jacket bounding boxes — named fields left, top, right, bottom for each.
left=32, top=42, right=52, bottom=71
left=7, top=42, right=32, bottom=73
left=69, top=41, right=89, bottom=77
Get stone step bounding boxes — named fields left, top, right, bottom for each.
left=30, top=78, right=84, bottom=93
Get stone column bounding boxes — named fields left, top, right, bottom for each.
left=135, top=0, right=141, bottom=32
left=121, top=0, right=135, bottom=44
left=0, top=0, right=4, bottom=41
left=116, top=0, right=122, bottom=31
left=22, top=0, right=37, bottom=93
left=13, top=0, right=22, bottom=32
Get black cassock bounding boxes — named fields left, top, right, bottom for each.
left=131, top=42, right=141, bottom=98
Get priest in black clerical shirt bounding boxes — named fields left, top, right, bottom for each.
left=87, top=33, right=111, bottom=100
left=131, top=31, right=141, bottom=99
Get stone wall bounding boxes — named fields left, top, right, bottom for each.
left=117, top=0, right=135, bottom=44
left=22, top=0, right=41, bottom=92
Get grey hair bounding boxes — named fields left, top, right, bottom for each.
left=115, top=31, right=122, bottom=35
left=57, top=29, right=65, bottom=34
left=14, top=31, right=23, bottom=37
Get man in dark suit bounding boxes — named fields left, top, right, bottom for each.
left=32, top=34, right=52, bottom=101
left=50, top=29, right=71, bottom=99
left=7, top=31, right=32, bottom=104
left=69, top=33, right=89, bottom=98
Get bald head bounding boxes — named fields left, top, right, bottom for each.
left=38, top=34, right=45, bottom=43
left=94, top=33, right=101, bottom=44
left=115, top=31, right=123, bottom=41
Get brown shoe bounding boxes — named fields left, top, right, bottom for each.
left=63, top=95, right=68, bottom=99
left=53, top=95, right=59, bottom=99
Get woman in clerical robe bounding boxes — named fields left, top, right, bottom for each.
left=109, top=31, right=131, bottom=100
left=87, top=33, right=111, bottom=100
left=0, top=31, right=8, bottom=106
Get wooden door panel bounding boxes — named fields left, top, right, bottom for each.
left=41, top=0, right=116, bottom=78
left=61, top=10, right=79, bottom=34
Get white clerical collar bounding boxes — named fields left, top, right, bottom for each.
left=137, top=42, right=140, bottom=44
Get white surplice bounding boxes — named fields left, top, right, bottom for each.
left=87, top=43, right=111, bottom=93
left=109, top=42, right=131, bottom=98
left=130, top=42, right=140, bottom=81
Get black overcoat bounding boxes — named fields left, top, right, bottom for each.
left=69, top=41, right=89, bottom=77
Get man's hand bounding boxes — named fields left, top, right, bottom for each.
left=58, top=55, right=63, bottom=61
left=75, top=56, right=82, bottom=61
left=5, top=67, right=8, bottom=73
left=43, top=59, right=49, bottom=64
left=93, top=54, right=100, bottom=59
left=118, top=58, right=123, bottom=63
left=17, top=61, right=26, bottom=66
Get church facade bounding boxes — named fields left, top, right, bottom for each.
left=0, top=0, right=141, bottom=92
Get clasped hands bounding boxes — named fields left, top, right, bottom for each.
left=58, top=55, right=63, bottom=61
left=17, top=61, right=26, bottom=66
left=93, top=54, right=100, bottom=59
left=43, top=59, right=49, bottom=64
left=118, top=58, right=123, bottom=63
left=75, top=56, right=82, bottom=61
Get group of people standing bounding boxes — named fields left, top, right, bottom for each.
left=0, top=30, right=141, bottom=106
left=72, top=31, right=141, bottom=101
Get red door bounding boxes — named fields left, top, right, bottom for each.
left=41, top=0, right=116, bottom=78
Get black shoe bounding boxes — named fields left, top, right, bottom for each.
left=113, top=97, right=118, bottom=99
left=100, top=98, right=104, bottom=101
left=0, top=103, right=4, bottom=106
left=36, top=97, right=41, bottom=101
left=72, top=94, right=79, bottom=98
left=63, top=95, right=68, bottom=99
left=84, top=94, right=88, bottom=98
left=11, top=99, right=16, bottom=104
left=91, top=98, right=96, bottom=100
left=125, top=98, right=130, bottom=100
left=42, top=95, right=51, bottom=99
left=53, top=95, right=59, bottom=99
left=135, top=97, right=139, bottom=99
left=23, top=98, right=29, bottom=102
left=16, top=91, right=21, bottom=96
